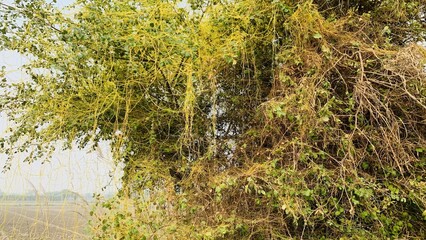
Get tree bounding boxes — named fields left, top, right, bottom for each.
left=1, top=0, right=425, bottom=238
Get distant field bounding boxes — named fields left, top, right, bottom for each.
left=0, top=201, right=91, bottom=240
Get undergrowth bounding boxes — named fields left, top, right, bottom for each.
left=1, top=0, right=425, bottom=239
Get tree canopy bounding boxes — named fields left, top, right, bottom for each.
left=1, top=0, right=426, bottom=239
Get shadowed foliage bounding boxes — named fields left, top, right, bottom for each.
left=1, top=0, right=425, bottom=239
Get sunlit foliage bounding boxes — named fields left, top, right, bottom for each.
left=1, top=0, right=426, bottom=238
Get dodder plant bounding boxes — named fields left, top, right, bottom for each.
left=1, top=0, right=425, bottom=239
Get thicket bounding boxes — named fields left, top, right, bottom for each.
left=1, top=0, right=425, bottom=239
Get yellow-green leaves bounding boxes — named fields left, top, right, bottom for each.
left=2, top=0, right=426, bottom=239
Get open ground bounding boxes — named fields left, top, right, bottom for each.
left=0, top=201, right=91, bottom=240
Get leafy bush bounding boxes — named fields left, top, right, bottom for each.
left=1, top=0, right=425, bottom=239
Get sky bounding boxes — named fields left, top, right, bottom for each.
left=0, top=0, right=123, bottom=195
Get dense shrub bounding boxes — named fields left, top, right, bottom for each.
left=1, top=0, right=425, bottom=239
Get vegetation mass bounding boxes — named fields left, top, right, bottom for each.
left=1, top=0, right=426, bottom=239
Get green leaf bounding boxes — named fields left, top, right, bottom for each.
left=320, top=116, right=330, bottom=122
left=361, top=162, right=369, bottom=170
left=313, top=33, right=322, bottom=39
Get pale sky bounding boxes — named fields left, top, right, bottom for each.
left=0, top=0, right=123, bottom=195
